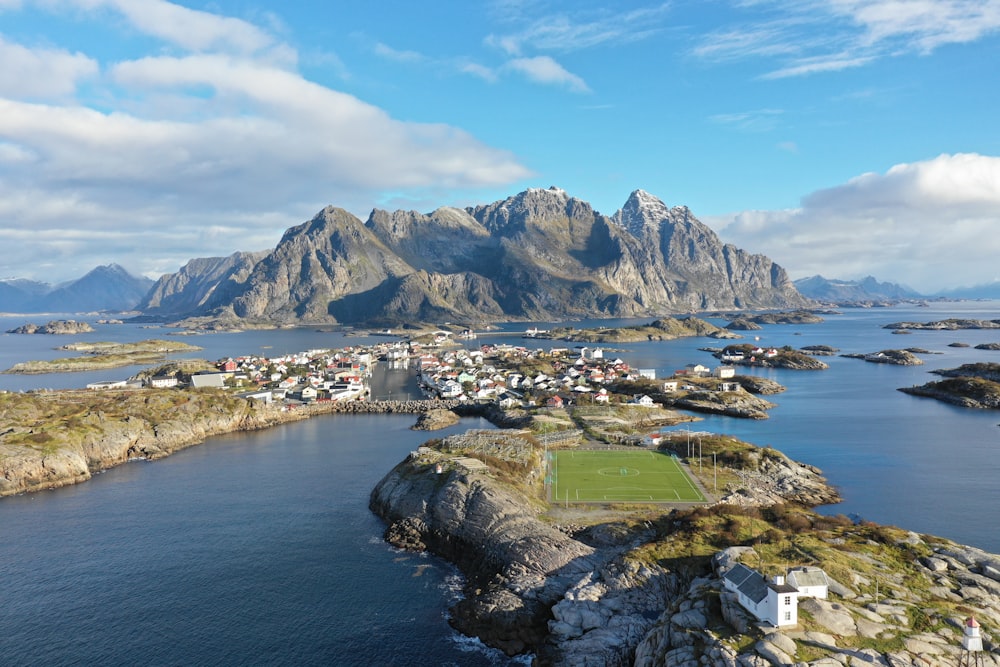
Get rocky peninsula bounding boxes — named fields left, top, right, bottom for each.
left=370, top=431, right=1000, bottom=666
left=841, top=349, right=925, bottom=365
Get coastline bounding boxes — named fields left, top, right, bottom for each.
left=0, top=390, right=463, bottom=498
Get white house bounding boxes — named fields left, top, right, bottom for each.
left=786, top=566, right=830, bottom=599
left=722, top=564, right=799, bottom=627
left=714, top=365, right=736, bottom=379
left=662, top=380, right=679, bottom=392
left=631, top=394, right=656, bottom=408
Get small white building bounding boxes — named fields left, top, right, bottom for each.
left=662, top=380, right=679, bottom=392
left=722, top=564, right=799, bottom=627
left=786, top=566, right=830, bottom=599
left=714, top=365, right=737, bottom=379
left=631, top=394, right=656, bottom=408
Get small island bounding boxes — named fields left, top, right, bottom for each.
left=532, top=317, right=741, bottom=343
left=900, top=363, right=1000, bottom=409
left=6, top=319, right=95, bottom=335
left=713, top=344, right=829, bottom=370
left=2, top=339, right=202, bottom=374
left=884, top=318, right=1000, bottom=330
left=728, top=309, right=825, bottom=326
left=841, top=349, right=925, bottom=365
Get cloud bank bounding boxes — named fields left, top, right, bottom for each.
left=709, top=153, right=1000, bottom=293
left=0, top=1, right=532, bottom=282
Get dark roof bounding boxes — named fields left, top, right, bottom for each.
left=723, top=563, right=768, bottom=604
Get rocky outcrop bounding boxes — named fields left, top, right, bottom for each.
left=143, top=187, right=812, bottom=326
left=900, top=377, right=1000, bottom=409
left=370, top=444, right=604, bottom=656
left=6, top=319, right=95, bottom=334
left=411, top=408, right=460, bottom=430
left=842, top=349, right=925, bottom=365
left=660, top=390, right=777, bottom=420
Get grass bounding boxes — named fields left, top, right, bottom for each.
left=550, top=449, right=706, bottom=503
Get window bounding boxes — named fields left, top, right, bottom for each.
left=784, top=611, right=791, bottom=622
left=784, top=596, right=791, bottom=606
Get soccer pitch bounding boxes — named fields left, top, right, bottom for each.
left=548, top=450, right=707, bottom=503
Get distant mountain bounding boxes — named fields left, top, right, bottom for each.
left=141, top=187, right=813, bottom=326
left=934, top=281, right=1000, bottom=300
left=793, top=275, right=923, bottom=304
left=0, top=264, right=154, bottom=313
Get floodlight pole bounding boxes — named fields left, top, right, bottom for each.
left=713, top=452, right=717, bottom=494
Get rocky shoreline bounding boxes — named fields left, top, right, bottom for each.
left=0, top=392, right=470, bottom=498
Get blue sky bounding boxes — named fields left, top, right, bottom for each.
left=1, top=0, right=999, bottom=293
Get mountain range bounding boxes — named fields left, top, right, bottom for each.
left=0, top=264, right=154, bottom=314
left=138, top=187, right=810, bottom=326
left=792, top=275, right=923, bottom=304
left=14, top=188, right=982, bottom=324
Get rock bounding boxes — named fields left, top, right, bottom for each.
left=755, top=638, right=794, bottom=665
left=410, top=408, right=459, bottom=430
left=800, top=598, right=857, bottom=636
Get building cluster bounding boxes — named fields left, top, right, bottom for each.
left=84, top=333, right=747, bottom=412
left=722, top=563, right=831, bottom=627
left=86, top=342, right=409, bottom=406
left=415, top=343, right=641, bottom=406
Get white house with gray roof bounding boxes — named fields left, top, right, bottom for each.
left=722, top=563, right=800, bottom=627
left=786, top=566, right=830, bottom=599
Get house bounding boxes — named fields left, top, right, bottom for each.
left=719, top=381, right=741, bottom=393
left=642, top=432, right=663, bottom=446
left=631, top=394, right=656, bottom=407
left=786, top=566, right=830, bottom=599
left=638, top=368, right=656, bottom=380
left=546, top=395, right=564, bottom=409
left=662, top=380, right=679, bottom=392
left=714, top=365, right=736, bottom=379
left=149, top=375, right=178, bottom=389
left=722, top=563, right=799, bottom=627
left=594, top=388, right=610, bottom=404
left=685, top=363, right=710, bottom=377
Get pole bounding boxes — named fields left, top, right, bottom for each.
left=699, top=437, right=702, bottom=471
left=714, top=452, right=717, bottom=494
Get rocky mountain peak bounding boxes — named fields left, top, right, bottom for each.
left=614, top=189, right=676, bottom=236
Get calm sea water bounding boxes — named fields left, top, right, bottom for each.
left=2, top=302, right=1000, bottom=664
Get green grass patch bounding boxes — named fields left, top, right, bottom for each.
left=550, top=449, right=706, bottom=503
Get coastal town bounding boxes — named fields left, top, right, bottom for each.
left=78, top=334, right=756, bottom=418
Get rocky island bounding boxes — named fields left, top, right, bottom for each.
left=2, top=339, right=202, bottom=374
left=841, top=349, right=925, bottom=365
left=6, top=319, right=95, bottom=334
left=533, top=317, right=740, bottom=343
left=885, top=319, right=1000, bottom=331
left=900, top=363, right=1000, bottom=409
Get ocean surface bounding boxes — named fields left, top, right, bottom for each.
left=2, top=301, right=1000, bottom=665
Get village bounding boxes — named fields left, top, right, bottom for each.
left=84, top=333, right=755, bottom=416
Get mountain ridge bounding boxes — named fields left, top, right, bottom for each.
left=139, top=187, right=812, bottom=326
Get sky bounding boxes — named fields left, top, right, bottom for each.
left=1, top=0, right=999, bottom=294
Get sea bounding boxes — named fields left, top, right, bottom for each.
left=1, top=301, right=999, bottom=666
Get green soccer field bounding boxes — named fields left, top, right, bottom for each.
left=548, top=450, right=706, bottom=503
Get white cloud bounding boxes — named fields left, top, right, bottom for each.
left=0, top=2, right=533, bottom=283
left=504, top=55, right=590, bottom=92
left=709, top=153, right=1000, bottom=292
left=696, top=0, right=1000, bottom=77
left=486, top=4, right=670, bottom=55
left=0, top=37, right=98, bottom=98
